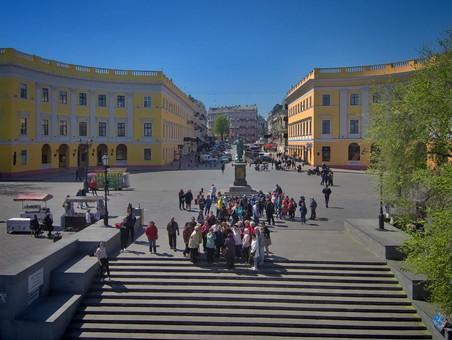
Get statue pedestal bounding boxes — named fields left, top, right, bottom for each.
left=228, top=162, right=257, bottom=195
left=233, top=162, right=248, bottom=186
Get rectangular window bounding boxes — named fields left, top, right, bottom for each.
left=350, top=119, right=359, bottom=135
left=117, top=122, right=126, bottom=137
left=322, top=146, right=331, bottom=162
left=79, top=121, right=88, bottom=136
left=144, top=148, right=152, bottom=160
left=59, top=120, right=67, bottom=136
left=372, top=94, right=380, bottom=103
left=42, top=119, right=49, bottom=136
left=79, top=92, right=87, bottom=106
left=20, top=83, right=27, bottom=99
left=144, top=96, right=152, bottom=108
left=350, top=93, right=360, bottom=105
left=322, top=94, right=330, bottom=106
left=20, top=150, right=27, bottom=165
left=59, top=91, right=68, bottom=104
left=309, top=96, right=312, bottom=107
left=321, top=119, right=331, bottom=135
left=98, top=94, right=106, bottom=107
left=20, top=117, right=27, bottom=136
left=98, top=122, right=107, bottom=137
left=41, top=88, right=49, bottom=102
left=117, top=95, right=125, bottom=108
left=144, top=122, right=152, bottom=137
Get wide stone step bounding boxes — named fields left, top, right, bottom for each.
left=92, top=279, right=402, bottom=289
left=108, top=261, right=391, bottom=271
left=107, top=266, right=394, bottom=276
left=72, top=314, right=426, bottom=330
left=78, top=306, right=423, bottom=321
left=91, top=284, right=406, bottom=298
left=114, top=257, right=388, bottom=266
left=64, top=330, right=430, bottom=340
left=107, top=273, right=398, bottom=282
left=65, top=323, right=432, bottom=338
left=83, top=294, right=413, bottom=306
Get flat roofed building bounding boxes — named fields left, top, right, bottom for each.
left=0, top=48, right=206, bottom=178
left=208, top=105, right=258, bottom=144
left=286, top=60, right=418, bottom=169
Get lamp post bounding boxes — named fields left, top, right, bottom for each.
left=102, top=154, right=109, bottom=226
left=379, top=172, right=385, bottom=230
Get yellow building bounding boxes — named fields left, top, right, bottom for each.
left=0, top=48, right=206, bottom=178
left=286, top=60, right=418, bottom=169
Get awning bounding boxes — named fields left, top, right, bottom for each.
left=14, top=193, right=54, bottom=202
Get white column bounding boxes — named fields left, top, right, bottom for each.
left=127, top=93, right=133, bottom=139
left=35, top=83, right=41, bottom=141
left=361, top=87, right=369, bottom=137
left=51, top=86, right=58, bottom=137
left=89, top=91, right=96, bottom=138
left=108, top=92, right=115, bottom=138
left=70, top=89, right=77, bottom=138
left=339, top=89, right=348, bottom=138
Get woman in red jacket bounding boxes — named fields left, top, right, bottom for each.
left=145, top=221, right=158, bottom=253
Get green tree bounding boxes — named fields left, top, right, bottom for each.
left=214, top=115, right=229, bottom=140
left=368, top=30, right=452, bottom=316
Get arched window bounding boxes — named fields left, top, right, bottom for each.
left=116, top=144, right=127, bottom=161
left=97, top=144, right=108, bottom=165
left=41, top=144, right=51, bottom=164
left=348, top=143, right=361, bottom=161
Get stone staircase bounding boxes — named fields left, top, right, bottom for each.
left=64, top=258, right=431, bottom=339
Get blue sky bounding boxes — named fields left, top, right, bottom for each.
left=1, top=0, right=451, bottom=116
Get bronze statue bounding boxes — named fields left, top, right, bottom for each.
left=236, top=138, right=244, bottom=162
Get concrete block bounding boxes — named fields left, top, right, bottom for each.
left=51, top=255, right=99, bottom=295
left=14, top=293, right=81, bottom=340
left=344, top=219, right=407, bottom=260
left=387, top=260, right=429, bottom=301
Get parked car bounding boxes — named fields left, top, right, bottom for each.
left=220, top=156, right=231, bottom=163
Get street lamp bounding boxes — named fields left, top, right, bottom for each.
left=102, top=154, right=109, bottom=226
left=379, top=172, right=385, bottom=230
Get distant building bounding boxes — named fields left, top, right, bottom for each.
left=207, top=105, right=258, bottom=143
left=286, top=59, right=417, bottom=169
left=0, top=48, right=206, bottom=178
left=266, top=103, right=288, bottom=154
left=257, top=115, right=267, bottom=140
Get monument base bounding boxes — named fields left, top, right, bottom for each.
left=226, top=161, right=257, bottom=196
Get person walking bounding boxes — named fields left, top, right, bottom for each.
left=145, top=221, right=158, bottom=253
left=205, top=228, right=216, bottom=265
left=178, top=189, right=185, bottom=210
left=188, top=225, right=202, bottom=263
left=43, top=210, right=53, bottom=239
left=250, top=233, right=260, bottom=270
left=299, top=197, right=307, bottom=224
left=95, top=242, right=110, bottom=282
left=30, top=214, right=40, bottom=238
left=119, top=218, right=128, bottom=252
left=89, top=177, right=98, bottom=196
left=242, top=227, right=251, bottom=262
left=223, top=230, right=236, bottom=269
left=265, top=199, right=275, bottom=225
left=185, top=189, right=193, bottom=211
left=125, top=210, right=136, bottom=246
left=322, top=185, right=332, bottom=208
left=167, top=217, right=180, bottom=250
left=182, top=219, right=195, bottom=257
left=310, top=198, right=317, bottom=220
left=261, top=224, right=272, bottom=255
left=204, top=195, right=212, bottom=215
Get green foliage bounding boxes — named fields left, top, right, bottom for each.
left=214, top=115, right=229, bottom=140
left=368, top=30, right=452, bottom=316
left=402, top=209, right=452, bottom=316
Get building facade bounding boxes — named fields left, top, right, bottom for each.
left=207, top=105, right=258, bottom=144
left=0, top=48, right=206, bottom=177
left=286, top=60, right=418, bottom=169
left=266, top=103, right=288, bottom=154
left=256, top=115, right=267, bottom=142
